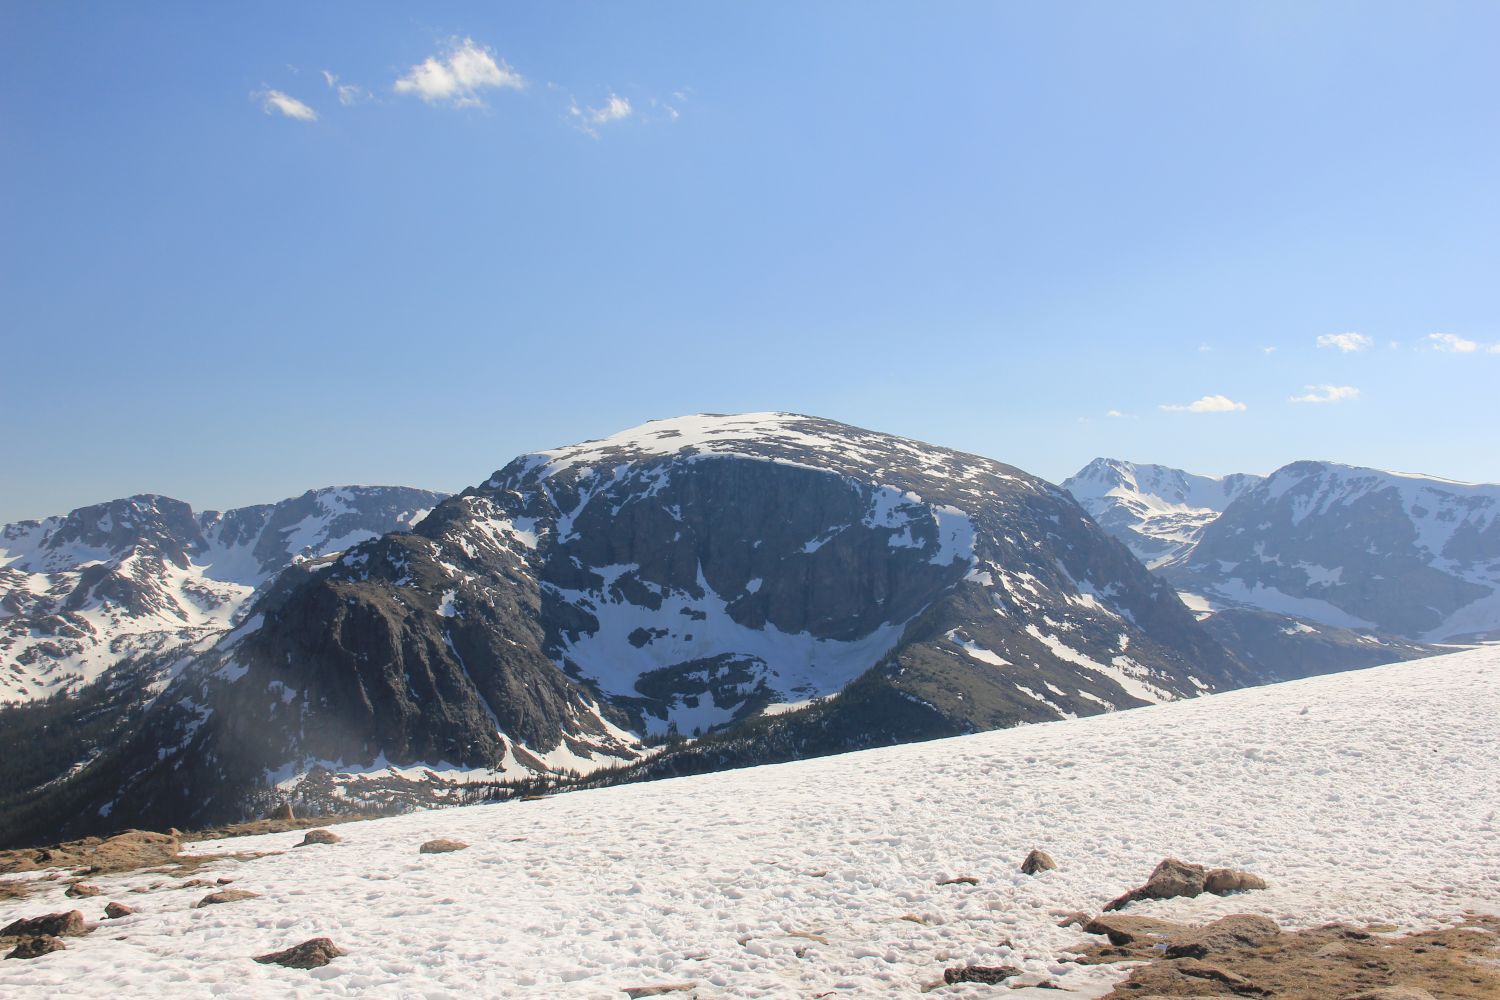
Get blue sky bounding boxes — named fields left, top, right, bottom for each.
left=3, top=2, right=1497, bottom=522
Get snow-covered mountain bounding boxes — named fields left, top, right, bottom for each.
left=0, top=487, right=446, bottom=703
left=1166, top=461, right=1500, bottom=642
left=2, top=413, right=1254, bottom=844
left=3, top=645, right=1494, bottom=998
left=1062, top=458, right=1262, bottom=568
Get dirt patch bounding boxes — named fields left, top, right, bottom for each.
left=1077, top=912, right=1500, bottom=999
left=181, top=813, right=378, bottom=844
left=0, top=828, right=282, bottom=902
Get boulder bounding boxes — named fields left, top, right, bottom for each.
left=419, top=838, right=468, bottom=854
left=253, top=937, right=347, bottom=969
left=1175, top=960, right=1266, bottom=992
left=103, top=902, right=135, bottom=919
left=621, top=985, right=697, bottom=998
left=943, top=965, right=1021, bottom=985
left=1, top=910, right=88, bottom=938
left=1204, top=867, right=1269, bottom=894
left=1020, top=849, right=1057, bottom=874
left=1083, top=913, right=1190, bottom=946
left=194, top=888, right=260, bottom=908
left=5, top=936, right=65, bottom=960
left=1165, top=914, right=1281, bottom=959
left=296, top=829, right=342, bottom=847
left=1105, top=858, right=1267, bottom=911
left=64, top=882, right=102, bottom=898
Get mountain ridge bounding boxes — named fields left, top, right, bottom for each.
left=0, top=413, right=1254, bottom=846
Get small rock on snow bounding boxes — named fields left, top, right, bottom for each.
left=253, top=937, right=347, bottom=969
left=419, top=838, right=468, bottom=854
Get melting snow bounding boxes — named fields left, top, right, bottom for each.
left=6, top=647, right=1497, bottom=997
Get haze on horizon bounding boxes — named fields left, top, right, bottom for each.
left=3, top=2, right=1497, bottom=523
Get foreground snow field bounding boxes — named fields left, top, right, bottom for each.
left=4, top=647, right=1499, bottom=999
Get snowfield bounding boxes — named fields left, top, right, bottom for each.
left=4, top=646, right=1499, bottom=998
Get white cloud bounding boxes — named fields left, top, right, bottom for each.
left=1289, top=384, right=1360, bottom=404
left=1425, top=332, right=1500, bottom=354
left=394, top=38, right=523, bottom=107
left=322, top=70, right=368, bottom=106
left=1263, top=346, right=1277, bottom=354
left=1197, top=344, right=1213, bottom=353
left=1105, top=409, right=1125, bottom=418
left=1159, top=394, right=1248, bottom=414
left=258, top=89, right=317, bottom=122
left=1316, top=332, right=1372, bottom=353
left=569, top=93, right=633, bottom=136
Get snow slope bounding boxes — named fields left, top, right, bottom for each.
left=5, top=644, right=1497, bottom=999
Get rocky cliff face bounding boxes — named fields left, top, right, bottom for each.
left=1, top=414, right=1258, bottom=846
left=0, top=487, right=446, bottom=703
left=1165, top=462, right=1500, bottom=641
left=1063, top=459, right=1263, bottom=568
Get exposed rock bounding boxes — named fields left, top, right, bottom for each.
left=943, top=965, right=1021, bottom=985
left=1165, top=914, right=1282, bottom=959
left=621, top=984, right=697, bottom=998
left=194, top=888, right=260, bottom=907
left=1083, top=913, right=1190, bottom=947
left=103, top=902, right=135, bottom=919
left=1020, top=849, right=1057, bottom=874
left=1205, top=867, right=1269, bottom=894
left=1056, top=911, right=1090, bottom=929
left=269, top=802, right=295, bottom=821
left=176, top=878, right=216, bottom=889
left=1106, top=858, right=1266, bottom=910
left=937, top=875, right=979, bottom=886
left=1175, top=959, right=1266, bottom=992
left=64, top=882, right=101, bottom=898
left=1, top=910, right=88, bottom=937
left=1092, top=915, right=1500, bottom=1000
left=253, top=937, right=347, bottom=969
left=296, top=829, right=342, bottom=847
left=418, top=838, right=468, bottom=854
left=5, top=936, right=65, bottom=960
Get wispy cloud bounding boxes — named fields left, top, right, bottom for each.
left=1425, top=332, right=1500, bottom=354
left=322, top=70, right=369, bottom=106
left=570, top=93, right=633, bottom=136
left=1289, top=384, right=1360, bottom=404
left=1160, top=394, right=1247, bottom=414
left=1105, top=409, right=1126, bottom=418
left=257, top=89, right=317, bottom=122
left=395, top=38, right=523, bottom=107
left=1316, top=332, right=1372, bottom=353
left=1262, top=346, right=1277, bottom=354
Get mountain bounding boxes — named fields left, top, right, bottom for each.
left=0, top=487, right=447, bottom=704
left=1, top=413, right=1254, bottom=846
left=1062, top=458, right=1263, bottom=568
left=1165, top=461, right=1500, bottom=642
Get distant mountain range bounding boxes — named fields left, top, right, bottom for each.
left=1, top=487, right=446, bottom=703
left=1063, top=457, right=1500, bottom=644
left=1, top=414, right=1488, bottom=848
left=1062, top=459, right=1263, bottom=568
